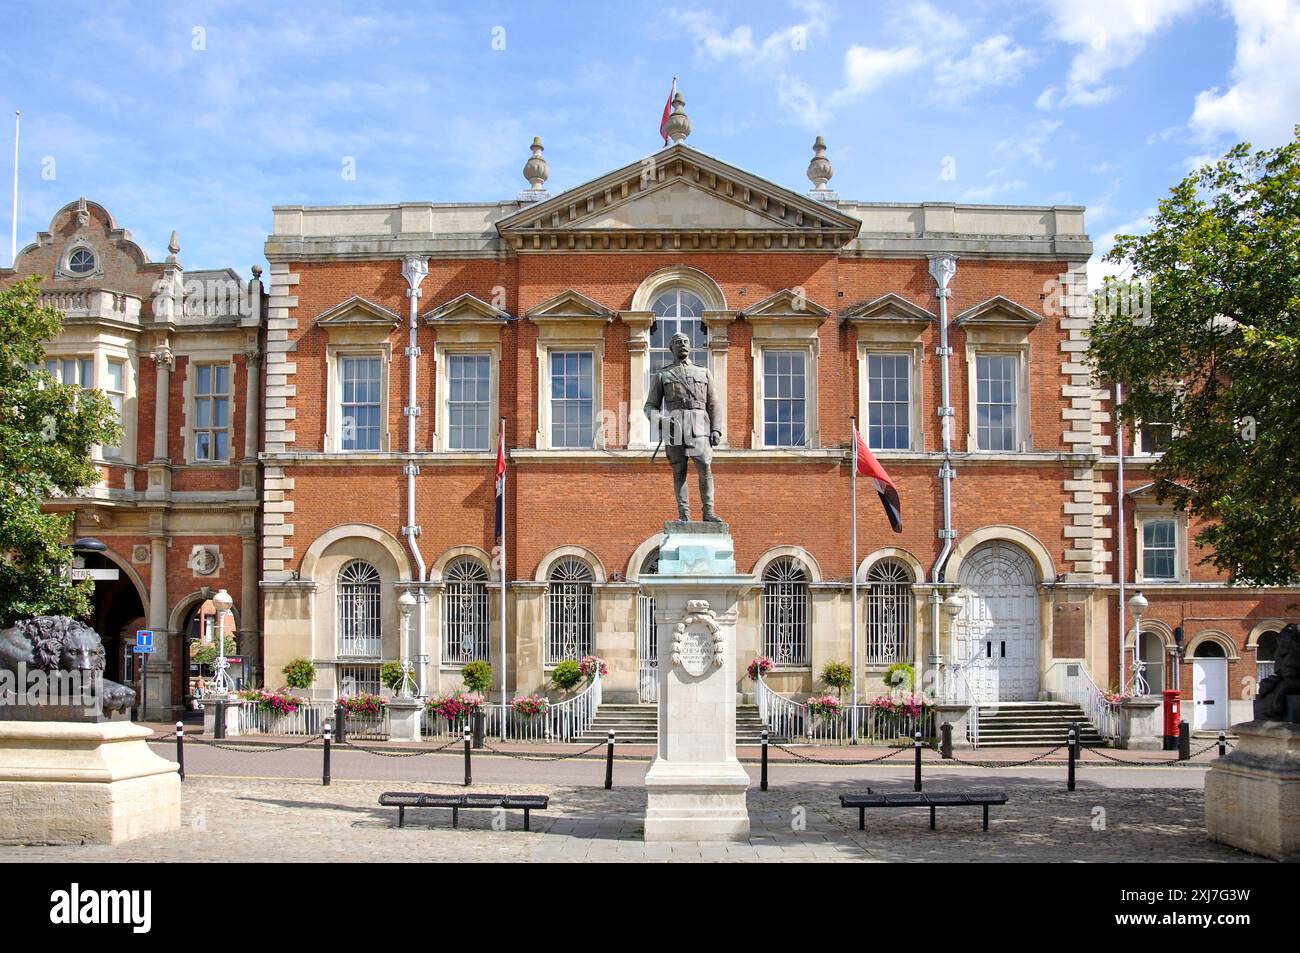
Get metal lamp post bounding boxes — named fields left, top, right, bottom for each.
left=397, top=590, right=417, bottom=700
left=211, top=588, right=235, bottom=695
left=1172, top=625, right=1185, bottom=692
left=1127, top=590, right=1149, bottom=696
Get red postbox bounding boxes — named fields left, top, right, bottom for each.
left=1162, top=690, right=1181, bottom=750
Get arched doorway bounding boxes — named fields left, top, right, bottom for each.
left=954, top=541, right=1040, bottom=702
left=82, top=551, right=146, bottom=693
left=637, top=549, right=659, bottom=702
left=1192, top=639, right=1229, bottom=731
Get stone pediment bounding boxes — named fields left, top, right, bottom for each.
left=423, top=293, right=511, bottom=324
left=525, top=289, right=615, bottom=322
left=841, top=293, right=934, bottom=325
left=313, top=295, right=402, bottom=328
left=497, top=144, right=861, bottom=253
left=741, top=288, right=831, bottom=320
left=953, top=295, right=1042, bottom=328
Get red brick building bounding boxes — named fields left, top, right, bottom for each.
left=12, top=120, right=1293, bottom=730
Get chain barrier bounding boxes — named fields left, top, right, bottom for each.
left=480, top=739, right=608, bottom=762
left=336, top=735, right=463, bottom=758
left=771, top=742, right=912, bottom=766
left=947, top=745, right=1066, bottom=769
left=183, top=733, right=325, bottom=754
left=1081, top=741, right=1219, bottom=766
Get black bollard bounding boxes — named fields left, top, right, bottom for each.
left=1067, top=724, right=1077, bottom=792
left=473, top=709, right=485, bottom=750
left=1178, top=721, right=1190, bottom=761
left=175, top=721, right=185, bottom=782
left=1218, top=731, right=1226, bottom=757
left=214, top=698, right=227, bottom=740
left=463, top=726, right=472, bottom=787
left=940, top=722, right=953, bottom=760
left=604, top=729, right=615, bottom=790
left=761, top=729, right=769, bottom=792
left=322, top=720, right=332, bottom=787
left=913, top=730, right=923, bottom=792
left=334, top=704, right=347, bottom=745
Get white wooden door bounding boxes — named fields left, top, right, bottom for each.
left=955, top=542, right=1040, bottom=702
left=1192, top=658, right=1228, bottom=731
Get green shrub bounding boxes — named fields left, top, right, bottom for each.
left=882, top=663, right=915, bottom=692
left=821, top=661, right=852, bottom=697
left=462, top=659, right=493, bottom=693
left=551, top=659, right=582, bottom=690
left=380, top=660, right=411, bottom=692
left=282, top=657, right=316, bottom=690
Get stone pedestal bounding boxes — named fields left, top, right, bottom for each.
left=1205, top=720, right=1300, bottom=861
left=0, top=720, right=181, bottom=845
left=642, top=522, right=752, bottom=842
left=201, top=694, right=241, bottom=737
left=931, top=703, right=972, bottom=748
left=1115, top=697, right=1162, bottom=749
left=387, top=699, right=423, bottom=742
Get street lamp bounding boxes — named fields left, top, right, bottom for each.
left=210, top=588, right=235, bottom=695
left=1172, top=625, right=1185, bottom=692
left=397, top=590, right=417, bottom=700
left=1127, top=590, right=1149, bottom=696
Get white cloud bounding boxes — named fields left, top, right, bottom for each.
left=1190, top=0, right=1300, bottom=147
left=1088, top=207, right=1157, bottom=290
left=961, top=178, right=1027, bottom=201
left=837, top=45, right=926, bottom=98
left=1040, top=0, right=1207, bottom=108
left=934, top=34, right=1035, bottom=104
left=677, top=0, right=830, bottom=67
left=998, top=118, right=1064, bottom=170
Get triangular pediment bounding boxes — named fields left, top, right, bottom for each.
left=954, top=295, right=1042, bottom=328
left=313, top=295, right=402, bottom=327
left=841, top=293, right=934, bottom=325
left=423, top=293, right=511, bottom=324
left=525, top=289, right=614, bottom=322
left=741, top=288, right=831, bottom=320
left=497, top=144, right=861, bottom=252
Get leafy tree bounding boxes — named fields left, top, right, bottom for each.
left=0, top=277, right=120, bottom=624
left=1088, top=129, right=1300, bottom=586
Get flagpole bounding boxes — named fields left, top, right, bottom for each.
left=10, top=110, right=18, bottom=267
left=499, top=415, right=507, bottom=742
left=850, top=415, right=859, bottom=745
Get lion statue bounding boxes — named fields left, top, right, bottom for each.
left=1254, top=622, right=1300, bottom=723
left=0, top=616, right=136, bottom=717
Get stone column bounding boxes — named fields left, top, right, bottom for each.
left=145, top=532, right=169, bottom=719
left=643, top=521, right=753, bottom=842
left=240, top=530, right=259, bottom=683
left=596, top=583, right=638, bottom=703
left=151, top=345, right=172, bottom=463
left=242, top=348, right=261, bottom=461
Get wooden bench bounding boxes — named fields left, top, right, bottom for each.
left=378, top=792, right=549, bottom=831
left=840, top=790, right=1008, bottom=831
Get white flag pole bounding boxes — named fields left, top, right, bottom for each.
left=850, top=416, right=859, bottom=745
left=499, top=415, right=508, bottom=742
left=10, top=110, right=18, bottom=267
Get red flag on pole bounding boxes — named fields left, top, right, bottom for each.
left=659, top=77, right=677, bottom=146
left=494, top=423, right=506, bottom=543
left=855, top=424, right=903, bottom=533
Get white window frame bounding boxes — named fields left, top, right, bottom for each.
left=537, top=347, right=602, bottom=450
left=103, top=358, right=126, bottom=459
left=191, top=360, right=233, bottom=463
left=863, top=351, right=915, bottom=451
left=758, top=348, right=812, bottom=449
left=966, top=346, right=1031, bottom=452
left=1135, top=512, right=1187, bottom=584
left=337, top=354, right=385, bottom=453
left=325, top=346, right=392, bottom=453
left=434, top=346, right=500, bottom=453
left=974, top=352, right=1020, bottom=452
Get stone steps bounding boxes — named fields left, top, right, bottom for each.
left=974, top=702, right=1105, bottom=747
left=576, top=705, right=773, bottom=745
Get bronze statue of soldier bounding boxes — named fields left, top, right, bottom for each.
left=646, top=331, right=723, bottom=522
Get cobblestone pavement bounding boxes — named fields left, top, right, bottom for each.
left=0, top=771, right=1265, bottom=863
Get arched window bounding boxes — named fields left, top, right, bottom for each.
left=1194, top=640, right=1226, bottom=659
left=763, top=557, right=809, bottom=667
left=1257, top=629, right=1279, bottom=684
left=649, top=289, right=708, bottom=378
left=442, top=558, right=490, bottom=664
left=547, top=558, right=594, bottom=664
left=337, top=560, right=381, bottom=658
left=866, top=559, right=914, bottom=665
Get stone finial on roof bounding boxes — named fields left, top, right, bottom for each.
left=806, top=136, right=837, bottom=202
left=664, top=92, right=691, bottom=145
left=521, top=136, right=550, bottom=200
left=167, top=229, right=180, bottom=262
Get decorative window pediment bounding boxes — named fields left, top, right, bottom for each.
left=422, top=293, right=511, bottom=325
left=313, top=296, right=402, bottom=329
left=953, top=295, right=1043, bottom=330
left=526, top=289, right=615, bottom=327
left=496, top=144, right=861, bottom=252
left=841, top=293, right=934, bottom=326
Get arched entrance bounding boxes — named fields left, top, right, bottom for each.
left=1140, top=630, right=1167, bottom=695
left=954, top=541, right=1041, bottom=702
left=83, top=551, right=146, bottom=693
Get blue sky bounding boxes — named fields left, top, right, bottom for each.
left=2, top=0, right=1297, bottom=285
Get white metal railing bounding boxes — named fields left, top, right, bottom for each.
left=1257, top=660, right=1275, bottom=685
left=756, top=675, right=934, bottom=745
left=1044, top=660, right=1117, bottom=740
left=637, top=593, right=658, bottom=703
left=422, top=671, right=603, bottom=743
left=234, top=700, right=333, bottom=735
left=340, top=707, right=390, bottom=740
left=937, top=660, right=982, bottom=747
